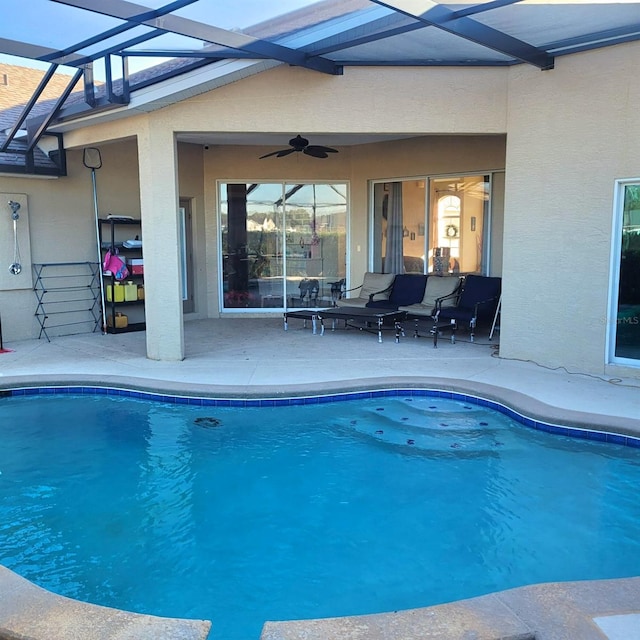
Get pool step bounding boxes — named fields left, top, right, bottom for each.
left=338, top=399, right=519, bottom=454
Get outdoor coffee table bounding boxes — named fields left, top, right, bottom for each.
left=317, top=307, right=406, bottom=343
left=283, top=309, right=319, bottom=334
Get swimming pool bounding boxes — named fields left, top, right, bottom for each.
left=1, top=389, right=640, bottom=640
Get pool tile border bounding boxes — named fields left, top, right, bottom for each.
left=3, top=384, right=640, bottom=449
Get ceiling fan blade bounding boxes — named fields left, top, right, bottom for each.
left=304, top=147, right=329, bottom=158
left=259, top=149, right=287, bottom=159
left=276, top=148, right=297, bottom=157
left=306, top=144, right=338, bottom=154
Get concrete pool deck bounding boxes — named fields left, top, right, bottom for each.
left=0, top=317, right=639, bottom=639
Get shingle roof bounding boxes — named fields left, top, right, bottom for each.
left=0, top=62, right=76, bottom=128
left=0, top=63, right=77, bottom=172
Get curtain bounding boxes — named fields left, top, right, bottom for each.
left=384, top=181, right=404, bottom=274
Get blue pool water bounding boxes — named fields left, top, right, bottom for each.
left=1, top=393, right=640, bottom=640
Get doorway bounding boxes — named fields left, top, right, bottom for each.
left=179, top=198, right=194, bottom=314
left=611, top=180, right=640, bottom=363
left=219, top=182, right=347, bottom=311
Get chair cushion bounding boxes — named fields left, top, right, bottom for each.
left=360, top=272, right=395, bottom=300
left=335, top=297, right=368, bottom=308
left=420, top=276, right=461, bottom=312
left=367, top=274, right=427, bottom=309
left=397, top=303, right=434, bottom=317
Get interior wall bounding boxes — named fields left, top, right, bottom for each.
left=501, top=40, right=640, bottom=375
left=490, top=171, right=505, bottom=276
left=349, top=136, right=507, bottom=281
left=200, top=135, right=506, bottom=314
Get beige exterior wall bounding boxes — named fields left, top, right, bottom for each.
left=0, top=140, right=141, bottom=341
left=147, top=64, right=509, bottom=135
left=501, top=40, right=640, bottom=375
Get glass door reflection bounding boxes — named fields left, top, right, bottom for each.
left=220, top=183, right=346, bottom=311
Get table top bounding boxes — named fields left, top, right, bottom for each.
left=284, top=308, right=322, bottom=319
left=317, top=306, right=406, bottom=320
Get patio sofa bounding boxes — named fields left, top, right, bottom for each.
left=313, top=272, right=499, bottom=344
left=334, top=272, right=460, bottom=312
left=402, top=274, right=501, bottom=345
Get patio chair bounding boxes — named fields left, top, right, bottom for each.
left=434, top=274, right=502, bottom=343
left=335, top=272, right=395, bottom=308
left=366, top=274, right=428, bottom=310
left=399, top=275, right=461, bottom=317
left=399, top=275, right=462, bottom=339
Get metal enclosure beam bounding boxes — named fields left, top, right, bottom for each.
left=52, top=0, right=343, bottom=75
left=371, top=0, right=554, bottom=69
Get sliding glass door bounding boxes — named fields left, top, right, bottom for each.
left=611, top=180, right=640, bottom=362
left=372, top=175, right=490, bottom=275
left=429, top=175, right=489, bottom=274
left=219, top=182, right=347, bottom=311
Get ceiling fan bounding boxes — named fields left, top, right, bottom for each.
left=259, top=135, right=338, bottom=159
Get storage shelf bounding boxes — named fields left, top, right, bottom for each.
left=106, top=299, right=145, bottom=306
left=99, top=218, right=145, bottom=334
left=106, top=322, right=146, bottom=334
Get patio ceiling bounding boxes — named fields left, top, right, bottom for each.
left=1, top=0, right=640, bottom=175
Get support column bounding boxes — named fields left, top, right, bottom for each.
left=137, top=121, right=184, bottom=361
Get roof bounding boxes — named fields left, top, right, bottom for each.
left=1, top=0, right=639, bottom=174
left=0, top=63, right=80, bottom=174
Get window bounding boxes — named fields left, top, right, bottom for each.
left=219, top=182, right=347, bottom=311
left=371, top=174, right=490, bottom=275
left=611, top=180, right=640, bottom=362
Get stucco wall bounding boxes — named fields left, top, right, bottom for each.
left=501, top=41, right=640, bottom=375
left=0, top=140, right=141, bottom=341
left=176, top=142, right=205, bottom=318
left=146, top=64, right=509, bottom=135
